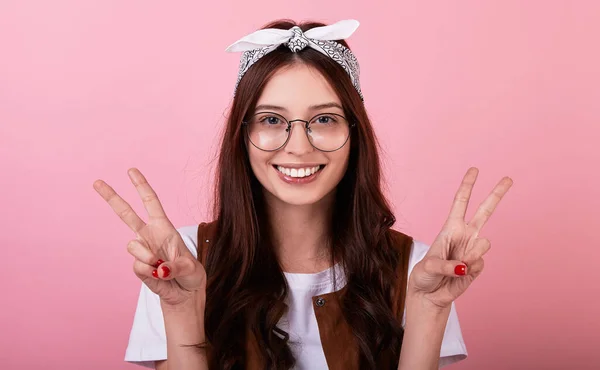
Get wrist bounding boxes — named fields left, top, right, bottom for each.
left=399, top=293, right=451, bottom=370
left=406, top=292, right=452, bottom=317
left=161, top=290, right=206, bottom=314
left=161, top=295, right=206, bottom=344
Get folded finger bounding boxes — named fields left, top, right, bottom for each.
left=133, top=259, right=157, bottom=280
left=127, top=239, right=163, bottom=267
left=155, top=256, right=197, bottom=281
left=93, top=180, right=145, bottom=233
left=422, top=257, right=469, bottom=277
left=463, top=238, right=491, bottom=265
left=466, top=258, right=485, bottom=277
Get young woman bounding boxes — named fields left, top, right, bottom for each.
left=94, top=19, right=513, bottom=370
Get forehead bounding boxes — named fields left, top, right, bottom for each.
left=256, top=63, right=341, bottom=108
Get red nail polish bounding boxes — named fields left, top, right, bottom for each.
left=161, top=265, right=171, bottom=278
left=152, top=269, right=158, bottom=278
left=153, top=259, right=164, bottom=268
left=455, top=264, right=467, bottom=276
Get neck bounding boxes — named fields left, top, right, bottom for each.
left=264, top=190, right=335, bottom=273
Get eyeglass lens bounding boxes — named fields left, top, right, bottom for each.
left=246, top=112, right=351, bottom=152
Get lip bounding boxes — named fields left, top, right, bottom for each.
left=272, top=163, right=325, bottom=169
left=273, top=164, right=324, bottom=184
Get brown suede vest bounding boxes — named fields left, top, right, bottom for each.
left=196, top=221, right=413, bottom=370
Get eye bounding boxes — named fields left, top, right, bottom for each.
left=258, top=115, right=283, bottom=125
left=313, top=114, right=338, bottom=125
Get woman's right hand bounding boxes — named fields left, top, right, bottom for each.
left=93, top=168, right=206, bottom=308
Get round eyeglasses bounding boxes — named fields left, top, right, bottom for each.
left=242, top=112, right=354, bottom=152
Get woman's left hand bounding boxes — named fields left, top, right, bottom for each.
left=408, top=167, right=513, bottom=309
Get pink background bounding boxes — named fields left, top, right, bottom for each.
left=1, top=1, right=598, bottom=369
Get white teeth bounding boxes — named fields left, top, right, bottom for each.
left=276, top=165, right=322, bottom=178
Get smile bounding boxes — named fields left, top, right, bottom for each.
left=274, top=165, right=324, bottom=178
left=272, top=164, right=326, bottom=184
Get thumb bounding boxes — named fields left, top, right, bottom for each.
left=155, top=255, right=198, bottom=281
left=422, top=257, right=468, bottom=277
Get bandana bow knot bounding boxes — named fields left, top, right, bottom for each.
left=226, top=19, right=364, bottom=100
left=287, top=26, right=310, bottom=52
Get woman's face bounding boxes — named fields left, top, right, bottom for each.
left=247, top=63, right=351, bottom=206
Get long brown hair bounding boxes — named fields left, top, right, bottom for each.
left=204, top=20, right=404, bottom=369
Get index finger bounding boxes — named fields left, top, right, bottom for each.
left=93, top=179, right=146, bottom=233
left=127, top=168, right=168, bottom=220
left=447, top=167, right=479, bottom=221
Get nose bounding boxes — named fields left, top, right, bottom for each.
left=283, top=120, right=313, bottom=155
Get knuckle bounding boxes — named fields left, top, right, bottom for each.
left=422, top=257, right=436, bottom=273
left=132, top=260, right=143, bottom=274
left=118, top=207, right=133, bottom=220
left=472, top=258, right=484, bottom=271
left=133, top=260, right=150, bottom=276
left=454, top=194, right=469, bottom=203
left=141, top=193, right=157, bottom=204
left=133, top=270, right=145, bottom=281
left=106, top=192, right=118, bottom=203
left=126, top=240, right=138, bottom=253
left=478, top=238, right=491, bottom=249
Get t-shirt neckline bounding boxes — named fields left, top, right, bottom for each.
left=283, top=262, right=345, bottom=290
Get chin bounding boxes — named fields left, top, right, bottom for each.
left=271, top=191, right=331, bottom=206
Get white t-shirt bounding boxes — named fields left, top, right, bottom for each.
left=124, top=225, right=468, bottom=369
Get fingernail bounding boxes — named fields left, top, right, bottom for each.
left=455, top=264, right=467, bottom=276
left=153, top=259, right=164, bottom=268
left=152, top=269, right=158, bottom=278
left=161, top=265, right=171, bottom=278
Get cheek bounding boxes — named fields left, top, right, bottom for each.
left=320, top=147, right=351, bottom=187
left=332, top=146, right=351, bottom=173
left=247, top=146, right=272, bottom=181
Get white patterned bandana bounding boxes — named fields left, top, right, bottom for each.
left=225, top=19, right=364, bottom=101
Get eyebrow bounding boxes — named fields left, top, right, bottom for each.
left=254, top=102, right=344, bottom=112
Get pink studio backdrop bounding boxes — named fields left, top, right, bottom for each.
left=1, top=1, right=598, bottom=369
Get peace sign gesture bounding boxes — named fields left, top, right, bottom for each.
left=93, top=168, right=206, bottom=308
left=408, top=167, right=513, bottom=309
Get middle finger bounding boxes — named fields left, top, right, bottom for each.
left=128, top=168, right=169, bottom=221
left=469, top=176, right=513, bottom=232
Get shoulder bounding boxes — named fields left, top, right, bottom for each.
left=407, top=239, right=431, bottom=270
left=388, top=228, right=413, bottom=252
left=388, top=229, right=430, bottom=267
left=178, top=221, right=218, bottom=264
left=387, top=229, right=432, bottom=317
left=198, top=220, right=218, bottom=240
left=174, top=224, right=200, bottom=257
